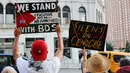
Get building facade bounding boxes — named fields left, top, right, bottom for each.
left=105, top=0, right=130, bottom=48
left=0, top=0, right=104, bottom=68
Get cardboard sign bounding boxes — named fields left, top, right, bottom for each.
left=15, top=2, right=58, bottom=34
left=68, top=20, right=108, bottom=51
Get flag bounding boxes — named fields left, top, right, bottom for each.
left=16, top=12, right=36, bottom=27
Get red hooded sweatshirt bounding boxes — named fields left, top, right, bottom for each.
left=116, top=66, right=130, bottom=73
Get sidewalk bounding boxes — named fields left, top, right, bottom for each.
left=58, top=68, right=82, bottom=73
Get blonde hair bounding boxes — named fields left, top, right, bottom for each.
left=1, top=66, right=17, bottom=73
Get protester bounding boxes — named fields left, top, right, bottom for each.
left=82, top=48, right=110, bottom=73
left=116, top=57, right=130, bottom=73
left=119, top=57, right=130, bottom=67
left=1, top=66, right=17, bottom=73
left=79, top=50, right=91, bottom=70
left=80, top=49, right=91, bottom=72
left=12, top=24, right=64, bottom=73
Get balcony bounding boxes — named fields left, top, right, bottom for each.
left=61, top=56, right=79, bottom=68
left=0, top=42, right=13, bottom=49
left=0, top=24, right=15, bottom=29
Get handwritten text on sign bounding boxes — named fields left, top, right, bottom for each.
left=68, top=20, right=108, bottom=51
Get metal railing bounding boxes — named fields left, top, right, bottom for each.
left=61, top=56, right=79, bottom=69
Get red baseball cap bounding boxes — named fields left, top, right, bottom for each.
left=31, top=40, right=48, bottom=61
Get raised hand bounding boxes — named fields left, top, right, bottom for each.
left=56, top=24, right=61, bottom=35
left=14, top=28, right=22, bottom=38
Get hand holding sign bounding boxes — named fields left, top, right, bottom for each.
left=56, top=24, right=61, bottom=35
left=14, top=28, right=22, bottom=38
left=82, top=48, right=87, bottom=56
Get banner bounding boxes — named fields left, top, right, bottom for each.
left=15, top=2, right=58, bottom=34
left=68, top=20, right=108, bottom=51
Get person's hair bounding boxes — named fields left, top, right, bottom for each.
left=119, top=57, right=130, bottom=67
left=1, top=66, right=17, bottom=73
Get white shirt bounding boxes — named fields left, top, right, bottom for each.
left=16, top=57, right=60, bottom=73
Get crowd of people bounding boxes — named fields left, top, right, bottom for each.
left=1, top=24, right=130, bottom=73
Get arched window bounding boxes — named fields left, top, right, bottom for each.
left=0, top=3, right=3, bottom=14
left=58, top=6, right=61, bottom=18
left=63, top=6, right=70, bottom=18
left=79, top=7, right=86, bottom=21
left=6, top=3, right=15, bottom=24
left=0, top=3, right=3, bottom=23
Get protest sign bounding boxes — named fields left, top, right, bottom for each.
left=68, top=20, right=108, bottom=51
left=15, top=1, right=58, bottom=33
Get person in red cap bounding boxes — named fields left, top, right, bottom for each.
left=12, top=24, right=64, bottom=73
